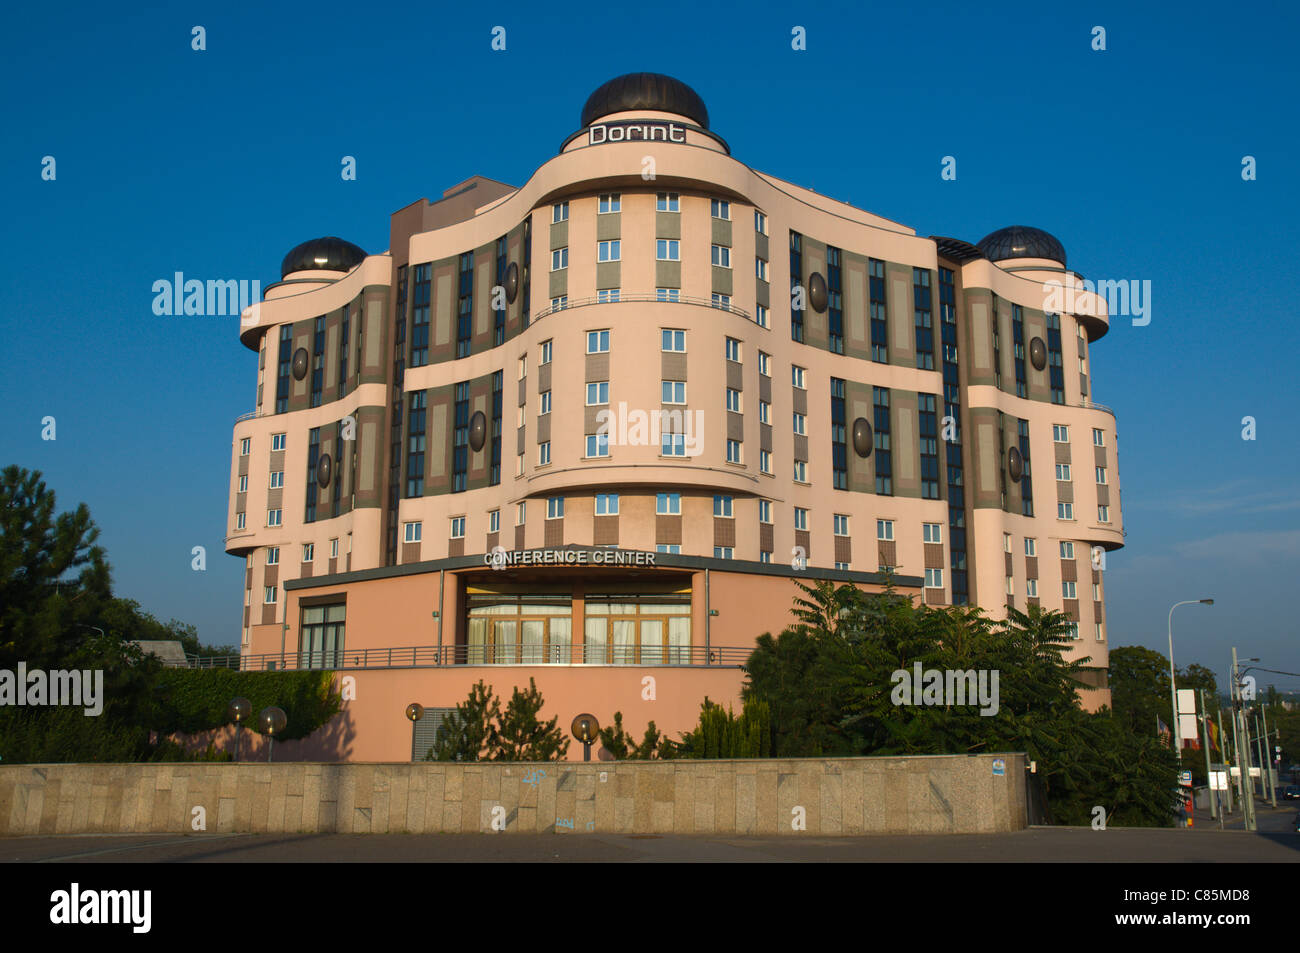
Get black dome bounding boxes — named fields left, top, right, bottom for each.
left=581, top=73, right=709, bottom=129
left=976, top=226, right=1066, bottom=267
left=280, top=237, right=367, bottom=279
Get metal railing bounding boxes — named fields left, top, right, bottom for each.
left=532, top=293, right=753, bottom=323
left=186, top=643, right=751, bottom=672
left=1076, top=399, right=1115, bottom=417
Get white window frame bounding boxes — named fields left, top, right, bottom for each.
left=489, top=510, right=500, bottom=533
left=271, top=433, right=286, bottom=452
left=726, top=388, right=741, bottom=413
left=711, top=245, right=731, bottom=268
left=711, top=199, right=731, bottom=220
left=552, top=201, right=568, bottom=223
left=595, top=493, right=619, bottom=516
left=656, top=239, right=680, bottom=261
left=656, top=192, right=679, bottom=212
left=547, top=497, right=564, bottom=520
left=551, top=247, right=568, bottom=271
left=404, top=521, right=422, bottom=543
left=923, top=523, right=942, bottom=544
left=1058, top=502, right=1075, bottom=520
left=713, top=495, right=734, bottom=518
left=877, top=519, right=894, bottom=541
left=1053, top=424, right=1069, bottom=443
left=791, top=365, right=806, bottom=389
left=539, top=441, right=551, bottom=466
left=586, top=381, right=610, bottom=406
left=598, top=240, right=621, bottom=262
left=598, top=193, right=621, bottom=214
left=661, top=328, right=685, bottom=352
left=450, top=517, right=466, bottom=539
left=726, top=439, right=742, bottom=464
left=657, top=492, right=681, bottom=516
left=793, top=460, right=807, bottom=482
left=1060, top=541, right=1075, bottom=559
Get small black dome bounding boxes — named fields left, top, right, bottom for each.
left=280, top=237, right=367, bottom=279
left=581, top=73, right=709, bottom=129
left=976, top=226, right=1066, bottom=267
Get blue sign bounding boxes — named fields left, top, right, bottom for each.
left=1179, top=770, right=1193, bottom=787
left=992, top=758, right=1006, bottom=777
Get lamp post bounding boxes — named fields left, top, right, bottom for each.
left=571, top=714, right=599, bottom=762
left=227, top=697, right=252, bottom=761
left=1167, top=599, right=1213, bottom=760
left=259, top=706, right=287, bottom=762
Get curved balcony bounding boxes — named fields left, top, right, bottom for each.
left=531, top=292, right=753, bottom=324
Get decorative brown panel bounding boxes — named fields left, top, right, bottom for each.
left=1097, top=485, right=1109, bottom=506
left=656, top=515, right=682, bottom=545
left=792, top=388, right=808, bottom=416
left=924, top=543, right=944, bottom=569
left=795, top=529, right=810, bottom=559
left=515, top=523, right=525, bottom=550
left=328, top=557, right=337, bottom=574
left=760, top=523, right=774, bottom=553
left=878, top=540, right=897, bottom=568
left=1005, top=552, right=1014, bottom=576
left=486, top=531, right=499, bottom=552
left=594, top=516, right=619, bottom=546
left=714, top=518, right=736, bottom=548
left=1094, top=601, right=1104, bottom=623
left=834, top=536, right=852, bottom=564
left=759, top=374, right=772, bottom=404
left=1094, top=444, right=1107, bottom=468
left=1061, top=559, right=1078, bottom=582
left=300, top=562, right=312, bottom=579
left=793, top=434, right=808, bottom=462
left=545, top=519, right=563, bottom=547
left=586, top=353, right=610, bottom=382
left=402, top=541, right=421, bottom=564
left=1063, top=599, right=1079, bottom=622
left=263, top=565, right=279, bottom=589
left=1055, top=441, right=1071, bottom=465
left=449, top=538, right=465, bottom=557
left=1027, top=597, right=1040, bottom=609
left=261, top=603, right=277, bottom=626
left=1026, top=555, right=1038, bottom=578
left=726, top=361, right=743, bottom=391
left=760, top=424, right=772, bottom=453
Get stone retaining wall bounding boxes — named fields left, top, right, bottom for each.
left=0, top=754, right=1026, bottom=836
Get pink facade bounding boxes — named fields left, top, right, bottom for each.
left=224, top=74, right=1121, bottom=761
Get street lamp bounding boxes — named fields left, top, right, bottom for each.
left=571, top=713, right=599, bottom=762
left=259, top=706, right=287, bottom=762
left=227, top=697, right=252, bottom=761
left=1167, top=599, right=1213, bottom=761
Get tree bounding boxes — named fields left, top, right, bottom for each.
left=1107, top=645, right=1172, bottom=736
left=428, top=680, right=500, bottom=762
left=494, top=678, right=569, bottom=761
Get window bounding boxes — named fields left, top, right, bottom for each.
left=923, top=523, right=942, bottom=544
left=918, top=394, right=939, bottom=500
left=760, top=450, right=772, bottom=473
left=755, top=258, right=768, bottom=281
left=598, top=193, right=620, bottom=213
left=711, top=293, right=732, bottom=310
left=758, top=351, right=770, bottom=376
left=656, top=239, right=680, bottom=261
left=587, top=329, right=610, bottom=353
left=657, top=288, right=680, bottom=302
left=271, top=433, right=286, bottom=452
left=925, top=568, right=944, bottom=588
left=877, top=520, right=894, bottom=541
left=789, top=231, right=803, bottom=343
left=240, top=437, right=250, bottom=455
left=835, top=562, right=850, bottom=571
left=1006, top=576, right=1014, bottom=596
left=1093, top=428, right=1105, bottom=447
left=833, top=514, right=848, bottom=536
left=518, top=354, right=528, bottom=380
left=662, top=380, right=686, bottom=403
left=661, top=433, right=686, bottom=456
left=710, top=199, right=730, bottom=219
left=1092, top=583, right=1101, bottom=601
left=267, top=509, right=282, bottom=527
left=713, top=495, right=733, bottom=517
left=595, top=493, right=619, bottom=515
left=236, top=512, right=246, bottom=530
left=586, top=433, right=609, bottom=457
left=869, top=258, right=888, bottom=363
left=711, top=245, right=731, bottom=268
left=404, top=521, right=422, bottom=543
left=662, top=328, right=685, bottom=351
left=517, top=502, right=526, bottom=525
left=791, top=365, right=805, bottom=388
left=793, top=460, right=807, bottom=482
left=792, top=412, right=806, bottom=435
left=551, top=248, right=568, bottom=271
left=756, top=303, right=769, bottom=327
left=489, top=510, right=500, bottom=533
left=873, top=387, right=892, bottom=495
left=1060, top=541, right=1075, bottom=559
left=714, top=547, right=734, bottom=559
left=1095, top=467, right=1107, bottom=485
left=264, top=586, right=277, bottom=604
left=330, top=537, right=339, bottom=558
left=552, top=201, right=568, bottom=223
left=1098, top=505, right=1110, bottom=522
left=275, top=325, right=292, bottom=414
left=1095, top=623, right=1105, bottom=641
left=793, top=507, right=808, bottom=531
left=726, top=440, right=742, bottom=463
left=540, top=340, right=553, bottom=364
left=657, top=492, right=681, bottom=515
left=598, top=240, right=621, bottom=262
left=1003, top=533, right=1013, bottom=553
left=657, top=544, right=682, bottom=554
left=266, top=546, right=280, bottom=565
left=1025, top=538, right=1037, bottom=557
left=547, top=497, right=564, bottom=519
left=1058, top=502, right=1074, bottom=520
left=411, top=263, right=432, bottom=366
left=586, top=381, right=609, bottom=405
left=827, top=246, right=843, bottom=354
left=1055, top=463, right=1071, bottom=481
left=913, top=268, right=934, bottom=370
left=539, top=442, right=551, bottom=466
left=1062, top=581, right=1077, bottom=599
left=597, top=289, right=620, bottom=303
left=452, top=382, right=470, bottom=493
left=656, top=192, right=679, bottom=212
left=540, top=390, right=552, bottom=414
left=753, top=209, right=769, bottom=234
left=759, top=401, right=770, bottom=424
left=726, top=388, right=741, bottom=412
left=1053, top=424, right=1070, bottom=443
left=550, top=295, right=568, bottom=311
left=760, top=551, right=772, bottom=564
left=759, top=500, right=773, bottom=523
left=451, top=517, right=466, bottom=538
left=238, top=474, right=247, bottom=493
left=1026, top=579, right=1039, bottom=597
left=725, top=338, right=740, bottom=362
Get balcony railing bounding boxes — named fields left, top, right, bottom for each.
left=532, top=293, right=752, bottom=323
left=1076, top=399, right=1115, bottom=416
left=186, top=643, right=751, bottom=671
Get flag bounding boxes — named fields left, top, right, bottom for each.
left=1206, top=717, right=1220, bottom=755
left=1157, top=716, right=1171, bottom=741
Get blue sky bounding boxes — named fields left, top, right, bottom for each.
left=2, top=0, right=1297, bottom=694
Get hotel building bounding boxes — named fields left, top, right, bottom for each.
left=226, top=73, right=1123, bottom=761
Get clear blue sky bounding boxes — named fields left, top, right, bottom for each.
left=2, top=0, right=1297, bottom=694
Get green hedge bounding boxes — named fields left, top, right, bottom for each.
left=154, top=668, right=342, bottom=741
